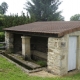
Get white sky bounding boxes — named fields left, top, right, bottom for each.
left=0, top=0, right=80, bottom=21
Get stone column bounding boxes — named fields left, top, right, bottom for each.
left=5, top=31, right=13, bottom=52
left=47, top=37, right=68, bottom=75
left=21, top=36, right=31, bottom=60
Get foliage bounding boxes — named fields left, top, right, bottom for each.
left=0, top=6, right=3, bottom=14
left=0, top=56, right=80, bottom=80
left=0, top=32, right=5, bottom=41
left=70, top=14, right=80, bottom=21
left=0, top=15, right=4, bottom=32
left=0, top=13, right=35, bottom=32
left=0, top=2, right=8, bottom=14
left=25, top=0, right=64, bottom=21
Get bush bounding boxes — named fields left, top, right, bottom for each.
left=0, top=13, right=36, bottom=32
left=0, top=32, right=5, bottom=42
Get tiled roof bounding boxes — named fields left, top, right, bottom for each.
left=4, top=21, right=80, bottom=37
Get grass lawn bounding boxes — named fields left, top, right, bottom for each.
left=0, top=56, right=80, bottom=80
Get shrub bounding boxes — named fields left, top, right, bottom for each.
left=0, top=13, right=36, bottom=32
left=0, top=32, right=5, bottom=42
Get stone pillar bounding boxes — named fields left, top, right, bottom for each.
left=5, top=31, right=13, bottom=51
left=47, top=37, right=68, bottom=75
left=21, top=36, right=31, bottom=60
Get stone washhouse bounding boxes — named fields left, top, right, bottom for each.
left=4, top=21, right=80, bottom=75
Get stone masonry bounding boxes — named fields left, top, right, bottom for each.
left=48, top=31, right=80, bottom=75
left=21, top=36, right=31, bottom=59
left=48, top=35, right=69, bottom=75
left=5, top=31, right=13, bottom=51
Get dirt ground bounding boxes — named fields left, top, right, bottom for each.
left=29, top=70, right=57, bottom=77
left=29, top=70, right=80, bottom=77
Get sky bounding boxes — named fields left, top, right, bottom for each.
left=0, top=0, right=80, bottom=21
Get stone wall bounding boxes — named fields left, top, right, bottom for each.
left=48, top=31, right=80, bottom=75
left=48, top=36, right=68, bottom=75
left=5, top=31, right=13, bottom=51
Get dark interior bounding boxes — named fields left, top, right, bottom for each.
left=13, top=34, right=22, bottom=53
left=30, top=36, right=48, bottom=61
left=30, top=36, right=48, bottom=53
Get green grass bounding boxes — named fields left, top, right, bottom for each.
left=0, top=44, right=3, bottom=47
left=0, top=56, right=80, bottom=80
left=35, top=60, right=47, bottom=67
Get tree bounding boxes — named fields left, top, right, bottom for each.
left=0, top=2, right=8, bottom=14
left=24, top=0, right=64, bottom=21
left=0, top=6, right=2, bottom=14
left=70, top=14, right=80, bottom=21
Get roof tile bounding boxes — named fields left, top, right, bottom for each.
left=4, top=21, right=80, bottom=37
